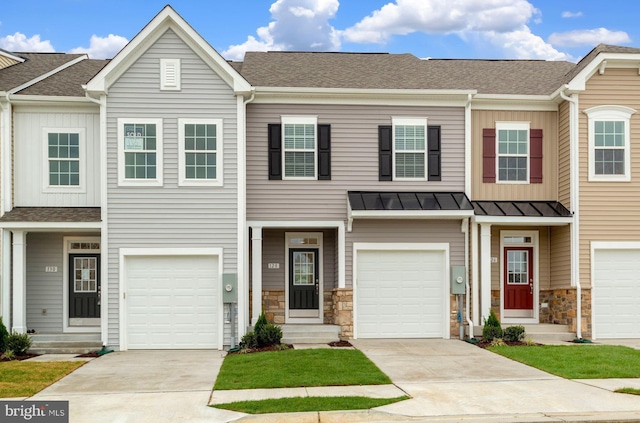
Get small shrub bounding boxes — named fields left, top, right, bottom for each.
left=490, top=338, right=506, bottom=347
left=240, top=331, right=259, bottom=349
left=0, top=317, right=8, bottom=353
left=504, top=325, right=526, bottom=342
left=523, top=337, right=537, bottom=346
left=1, top=350, right=15, bottom=361
left=7, top=332, right=32, bottom=356
left=254, top=312, right=268, bottom=338
left=482, top=309, right=503, bottom=341
left=258, top=323, right=282, bottom=346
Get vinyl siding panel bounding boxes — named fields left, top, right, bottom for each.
left=105, top=29, right=239, bottom=347
left=471, top=110, right=558, bottom=201
left=347, top=220, right=464, bottom=288
left=550, top=225, right=571, bottom=289
left=558, top=101, right=571, bottom=207
left=579, top=68, right=640, bottom=288
left=14, top=107, right=101, bottom=206
left=247, top=104, right=465, bottom=221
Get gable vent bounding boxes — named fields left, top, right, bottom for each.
left=160, top=58, right=181, bottom=90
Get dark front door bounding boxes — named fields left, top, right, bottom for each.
left=69, top=254, right=100, bottom=318
left=504, top=247, right=534, bottom=310
left=289, top=248, right=319, bottom=310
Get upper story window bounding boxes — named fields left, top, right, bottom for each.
left=496, top=122, right=529, bottom=183
left=283, top=116, right=317, bottom=179
left=117, top=118, right=163, bottom=186
left=160, top=58, right=181, bottom=90
left=392, top=118, right=427, bottom=180
left=178, top=118, right=223, bottom=186
left=585, top=105, right=636, bottom=182
left=43, top=128, right=85, bottom=192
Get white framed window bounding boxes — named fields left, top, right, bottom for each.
left=496, top=122, right=530, bottom=183
left=160, top=58, right=181, bottom=91
left=178, top=118, right=223, bottom=186
left=42, top=128, right=86, bottom=192
left=585, top=105, right=636, bottom=182
left=282, top=116, right=317, bottom=179
left=392, top=117, right=427, bottom=180
left=117, top=118, right=163, bottom=186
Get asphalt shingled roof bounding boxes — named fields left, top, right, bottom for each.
left=0, top=52, right=86, bottom=92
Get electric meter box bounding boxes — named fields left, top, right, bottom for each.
left=222, top=273, right=237, bottom=303
left=450, top=266, right=466, bottom=295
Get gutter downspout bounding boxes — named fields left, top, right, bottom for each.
left=560, top=86, right=582, bottom=339
left=462, top=218, right=472, bottom=338
left=240, top=90, right=255, bottom=339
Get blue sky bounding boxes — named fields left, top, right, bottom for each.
left=0, top=0, right=636, bottom=62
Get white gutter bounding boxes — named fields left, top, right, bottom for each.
left=461, top=218, right=472, bottom=338
left=560, top=86, right=582, bottom=339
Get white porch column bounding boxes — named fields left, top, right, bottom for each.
left=480, top=223, right=492, bottom=324
left=471, top=221, right=479, bottom=326
left=338, top=223, right=346, bottom=288
left=251, top=226, right=263, bottom=326
left=11, top=230, right=26, bottom=333
left=1, top=229, right=10, bottom=327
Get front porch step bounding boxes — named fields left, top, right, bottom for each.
left=281, top=324, right=340, bottom=344
left=472, top=324, right=575, bottom=344
left=29, top=333, right=102, bottom=355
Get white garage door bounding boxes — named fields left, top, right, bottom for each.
left=356, top=249, right=446, bottom=338
left=126, top=255, right=219, bottom=349
left=593, top=249, right=640, bottom=339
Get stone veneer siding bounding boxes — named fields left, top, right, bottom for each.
left=332, top=288, right=353, bottom=340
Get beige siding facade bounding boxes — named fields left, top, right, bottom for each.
left=471, top=110, right=559, bottom=201
left=550, top=225, right=572, bottom=289
left=578, top=68, right=640, bottom=288
left=558, top=101, right=571, bottom=207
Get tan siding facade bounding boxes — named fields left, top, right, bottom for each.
left=578, top=68, right=640, bottom=288
left=558, top=101, right=571, bottom=207
left=550, top=225, right=571, bottom=289
left=471, top=110, right=558, bottom=201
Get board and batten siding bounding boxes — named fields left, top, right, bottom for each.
left=13, top=106, right=101, bottom=206
left=247, top=104, right=465, bottom=221
left=471, top=110, right=559, bottom=201
left=105, top=29, right=239, bottom=347
left=347, top=220, right=464, bottom=289
left=578, top=68, right=640, bottom=288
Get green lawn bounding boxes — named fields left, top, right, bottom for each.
left=488, top=345, right=640, bottom=379
left=0, top=361, right=85, bottom=397
left=615, top=388, right=640, bottom=396
left=212, top=395, right=408, bottom=414
left=214, top=349, right=391, bottom=390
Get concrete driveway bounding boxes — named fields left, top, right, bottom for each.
left=352, top=339, right=640, bottom=421
left=32, top=350, right=244, bottom=423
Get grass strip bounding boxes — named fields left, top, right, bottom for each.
left=488, top=345, right=640, bottom=379
left=212, top=395, right=408, bottom=414
left=615, top=388, right=640, bottom=395
left=215, top=349, right=391, bottom=390
left=0, top=361, right=85, bottom=397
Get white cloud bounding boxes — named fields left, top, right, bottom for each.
left=68, top=34, right=128, bottom=59
left=0, top=32, right=54, bottom=52
left=486, top=26, right=572, bottom=60
left=222, top=0, right=340, bottom=61
left=561, top=11, right=583, bottom=18
left=549, top=28, right=631, bottom=48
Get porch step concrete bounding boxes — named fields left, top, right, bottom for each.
left=472, top=324, right=575, bottom=344
left=29, top=333, right=102, bottom=355
left=281, top=324, right=340, bottom=344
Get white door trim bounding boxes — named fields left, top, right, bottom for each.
left=352, top=242, right=450, bottom=339
left=285, top=232, right=324, bottom=324
left=63, top=236, right=101, bottom=333
left=118, top=247, right=223, bottom=350
left=500, top=230, right=539, bottom=324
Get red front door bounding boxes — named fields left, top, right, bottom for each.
left=504, top=247, right=533, bottom=310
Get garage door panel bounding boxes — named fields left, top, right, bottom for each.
left=126, top=255, right=218, bottom=349
left=594, top=249, right=640, bottom=339
left=357, top=249, right=445, bottom=339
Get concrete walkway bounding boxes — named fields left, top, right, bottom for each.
left=21, top=339, right=640, bottom=422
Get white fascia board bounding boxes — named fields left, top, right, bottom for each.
left=567, top=53, right=640, bottom=91
left=8, top=55, right=87, bottom=95
left=471, top=94, right=558, bottom=111
left=86, top=6, right=250, bottom=95
left=7, top=95, right=97, bottom=107
left=247, top=220, right=345, bottom=229
left=0, top=51, right=25, bottom=63
left=351, top=210, right=474, bottom=219
left=0, top=222, right=102, bottom=230
left=473, top=216, right=572, bottom=226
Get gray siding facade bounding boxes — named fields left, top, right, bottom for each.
left=246, top=103, right=466, bottom=221
left=105, top=29, right=239, bottom=347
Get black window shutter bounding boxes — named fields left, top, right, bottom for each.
left=317, top=124, right=331, bottom=180
left=427, top=125, right=441, bottom=181
left=268, top=124, right=282, bottom=180
left=379, top=125, right=393, bottom=181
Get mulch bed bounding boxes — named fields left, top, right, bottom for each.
left=328, top=340, right=353, bottom=347
left=472, top=339, right=541, bottom=348
left=75, top=351, right=101, bottom=358
left=227, top=344, right=294, bottom=355
left=0, top=353, right=39, bottom=362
